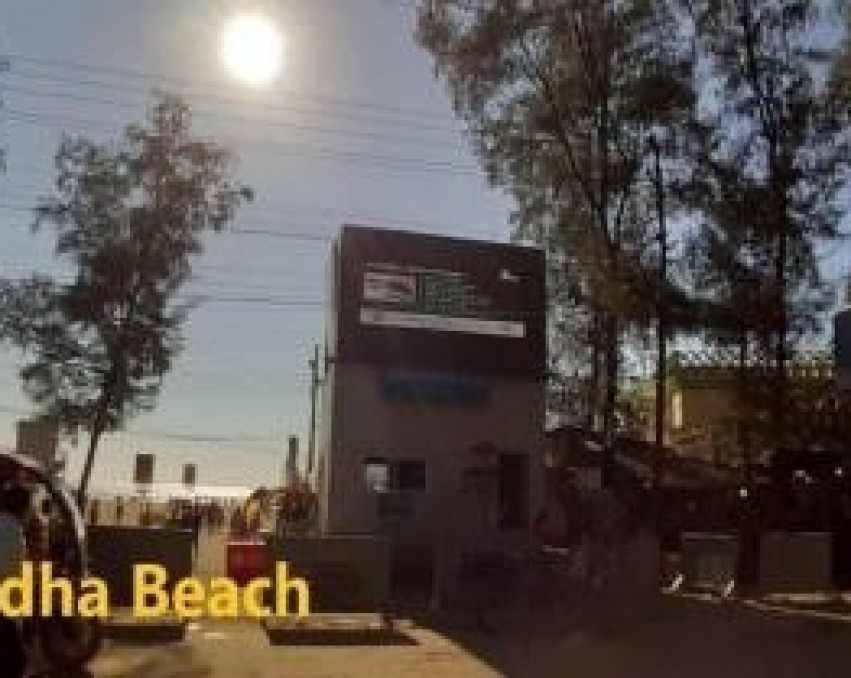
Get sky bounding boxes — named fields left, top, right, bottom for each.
left=0, top=0, right=514, bottom=493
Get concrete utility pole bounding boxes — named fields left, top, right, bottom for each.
left=285, top=435, right=299, bottom=486
left=307, top=343, right=320, bottom=475
left=649, top=134, right=667, bottom=492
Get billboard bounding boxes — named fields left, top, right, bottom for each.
left=16, top=416, right=59, bottom=468
left=134, top=453, right=155, bottom=487
left=335, top=226, right=546, bottom=377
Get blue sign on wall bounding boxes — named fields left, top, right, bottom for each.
left=381, top=371, right=490, bottom=404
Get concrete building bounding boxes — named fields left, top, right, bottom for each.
left=316, top=225, right=546, bottom=555
left=629, top=350, right=845, bottom=465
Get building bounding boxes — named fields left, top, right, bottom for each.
left=630, top=349, right=846, bottom=466
left=15, top=415, right=62, bottom=473
left=316, top=225, right=546, bottom=555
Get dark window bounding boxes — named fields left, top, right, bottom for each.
left=395, top=460, right=426, bottom=492
left=364, top=457, right=426, bottom=493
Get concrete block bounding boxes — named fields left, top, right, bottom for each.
left=265, top=535, right=391, bottom=612
left=759, top=531, right=833, bottom=594
left=88, top=526, right=193, bottom=607
left=681, top=532, right=738, bottom=594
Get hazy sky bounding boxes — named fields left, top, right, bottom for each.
left=0, top=0, right=513, bottom=492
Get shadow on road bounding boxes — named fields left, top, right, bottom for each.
left=420, top=595, right=851, bottom=678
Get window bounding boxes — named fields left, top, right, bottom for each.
left=364, top=457, right=426, bottom=492
left=364, top=457, right=425, bottom=521
left=364, top=457, right=390, bottom=492
left=395, top=460, right=426, bottom=492
left=363, top=457, right=426, bottom=493
left=672, top=392, right=684, bottom=430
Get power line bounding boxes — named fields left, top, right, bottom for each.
left=0, top=202, right=334, bottom=243
left=0, top=402, right=283, bottom=448
left=181, top=294, right=324, bottom=307
left=0, top=197, right=508, bottom=242
left=3, top=53, right=459, bottom=128
left=128, top=430, right=279, bottom=445
left=5, top=67, right=460, bottom=135
left=4, top=108, right=481, bottom=176
left=2, top=80, right=467, bottom=151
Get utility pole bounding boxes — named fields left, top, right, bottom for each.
left=285, top=435, right=299, bottom=486
left=649, top=134, right=667, bottom=493
left=307, top=343, right=320, bottom=475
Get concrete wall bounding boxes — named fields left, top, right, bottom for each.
left=266, top=535, right=390, bottom=612
left=321, top=364, right=544, bottom=550
left=680, top=531, right=837, bottom=594
left=88, top=526, right=193, bottom=607
left=681, top=532, right=738, bottom=593
left=675, top=386, right=736, bottom=433
left=759, top=531, right=833, bottom=593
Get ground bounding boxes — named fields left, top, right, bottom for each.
left=22, top=595, right=848, bottom=678
left=33, top=526, right=851, bottom=678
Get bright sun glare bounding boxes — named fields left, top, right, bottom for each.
left=220, top=12, right=284, bottom=87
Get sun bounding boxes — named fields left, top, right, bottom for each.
left=220, top=12, right=284, bottom=87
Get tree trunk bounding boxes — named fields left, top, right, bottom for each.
left=77, top=395, right=110, bottom=509
left=737, top=333, right=751, bottom=482
left=773, top=228, right=787, bottom=451
left=588, top=312, right=603, bottom=429
left=601, top=314, right=619, bottom=487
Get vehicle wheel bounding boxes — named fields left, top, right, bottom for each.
left=40, top=616, right=102, bottom=671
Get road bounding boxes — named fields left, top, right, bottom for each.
left=49, top=525, right=849, bottom=678
left=25, top=596, right=843, bottom=678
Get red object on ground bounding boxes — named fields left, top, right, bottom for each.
left=226, top=540, right=270, bottom=586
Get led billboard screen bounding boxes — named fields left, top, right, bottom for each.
left=334, top=225, right=545, bottom=377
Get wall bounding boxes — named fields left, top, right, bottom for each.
left=322, top=364, right=544, bottom=548
left=317, top=226, right=546, bottom=556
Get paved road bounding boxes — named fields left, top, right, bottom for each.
left=37, top=597, right=847, bottom=678
left=61, top=527, right=850, bottom=678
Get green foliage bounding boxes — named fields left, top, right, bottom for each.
left=0, top=93, right=252, bottom=499
left=680, top=0, right=849, bottom=443
left=417, top=0, right=695, bottom=432
left=418, top=0, right=850, bottom=449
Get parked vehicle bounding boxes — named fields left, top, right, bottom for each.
left=0, top=451, right=102, bottom=671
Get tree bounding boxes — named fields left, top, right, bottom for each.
left=682, top=0, right=849, bottom=447
left=832, top=4, right=851, bottom=112
left=0, top=93, right=252, bottom=503
left=417, top=0, right=694, bottom=445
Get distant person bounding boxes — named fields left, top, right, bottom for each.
left=115, top=496, right=124, bottom=526
left=0, top=484, right=31, bottom=678
left=275, top=507, right=287, bottom=538
left=24, top=497, right=51, bottom=562
left=88, top=498, right=100, bottom=526
left=231, top=508, right=246, bottom=537
left=213, top=502, right=224, bottom=532
left=191, top=507, right=202, bottom=558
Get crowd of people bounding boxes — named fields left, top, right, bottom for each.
left=84, top=495, right=239, bottom=530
